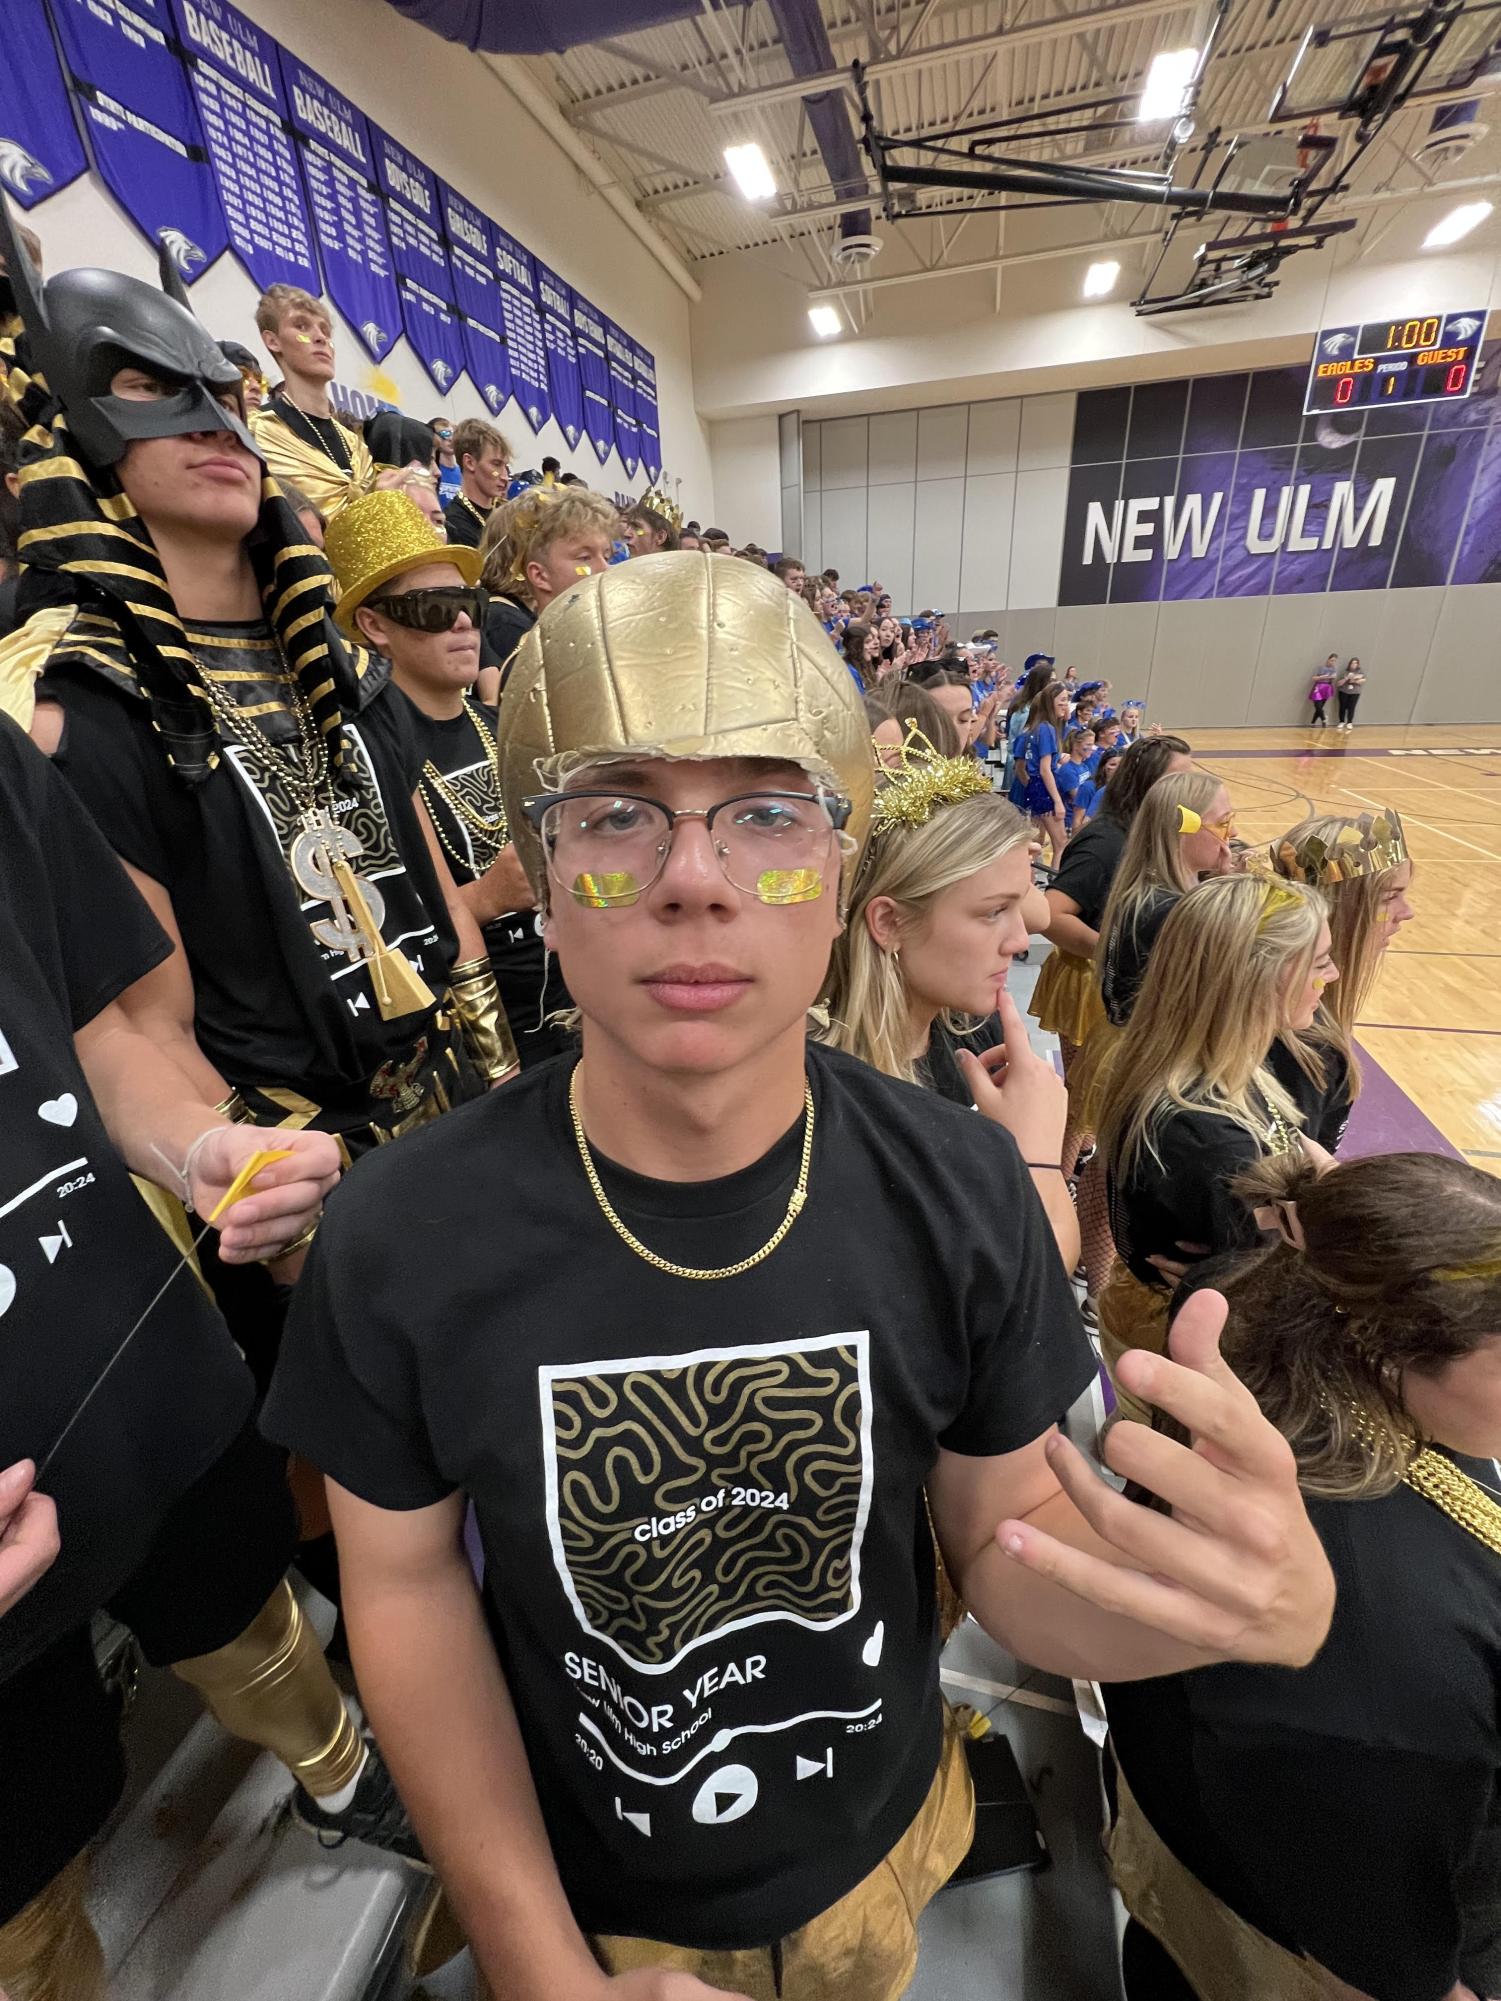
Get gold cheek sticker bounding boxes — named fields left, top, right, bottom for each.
left=572, top=871, right=640, bottom=908
left=757, top=868, right=823, bottom=906
left=574, top=564, right=592, bottom=577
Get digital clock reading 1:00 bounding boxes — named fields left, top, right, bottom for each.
left=1303, top=308, right=1487, bottom=415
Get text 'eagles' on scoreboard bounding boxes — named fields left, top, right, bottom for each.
left=1304, top=309, right=1487, bottom=415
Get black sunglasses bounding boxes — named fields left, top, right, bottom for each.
left=367, top=584, right=489, bottom=633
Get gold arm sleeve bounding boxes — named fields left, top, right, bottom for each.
left=448, top=956, right=519, bottom=1085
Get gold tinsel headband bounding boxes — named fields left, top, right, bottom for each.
left=869, top=725, right=993, bottom=836
left=1273, top=810, right=1409, bottom=888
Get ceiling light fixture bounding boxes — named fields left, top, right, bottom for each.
left=723, top=141, right=777, bottom=201
left=808, top=304, right=842, bottom=338
left=1423, top=199, right=1494, bottom=247
left=1083, top=259, right=1121, bottom=298
left=1138, top=47, right=1199, bottom=122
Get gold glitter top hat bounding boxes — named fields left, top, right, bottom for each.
left=1272, top=809, right=1409, bottom=888
left=499, top=551, right=875, bottom=893
left=325, top=489, right=482, bottom=635
left=870, top=725, right=992, bottom=837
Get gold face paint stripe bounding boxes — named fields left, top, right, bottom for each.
left=756, top=868, right=824, bottom=905
left=572, top=872, right=639, bottom=907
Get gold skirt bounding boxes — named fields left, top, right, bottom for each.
left=1097, top=1262, right=1170, bottom=1427
left=1110, top=1769, right=1358, bottom=2001
left=1029, top=950, right=1105, bottom=1048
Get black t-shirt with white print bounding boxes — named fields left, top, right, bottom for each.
left=263, top=1042, right=1093, bottom=1948
left=0, top=719, right=254, bottom=1681
left=399, top=693, right=572, bottom=1065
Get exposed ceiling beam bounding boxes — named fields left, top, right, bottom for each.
left=587, top=38, right=717, bottom=97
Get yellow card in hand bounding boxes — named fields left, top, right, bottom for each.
left=207, top=1148, right=295, bottom=1224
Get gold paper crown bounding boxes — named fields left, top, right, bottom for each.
left=1272, top=810, right=1409, bottom=888
left=870, top=725, right=992, bottom=836
left=641, top=484, right=683, bottom=531
left=324, top=489, right=481, bottom=633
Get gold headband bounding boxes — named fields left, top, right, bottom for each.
left=1432, top=1253, right=1501, bottom=1283
left=869, top=725, right=993, bottom=835
left=1258, top=882, right=1304, bottom=931
left=1273, top=810, right=1409, bottom=888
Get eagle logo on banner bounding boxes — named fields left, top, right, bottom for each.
left=0, top=141, right=51, bottom=198
left=527, top=401, right=542, bottom=426
left=484, top=383, right=503, bottom=410
left=157, top=227, right=206, bottom=275
left=565, top=422, right=579, bottom=445
left=361, top=320, right=390, bottom=350
left=432, top=359, right=453, bottom=388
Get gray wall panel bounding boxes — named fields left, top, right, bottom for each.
left=866, top=480, right=917, bottom=614
left=912, top=477, right=965, bottom=610
left=1019, top=392, right=1076, bottom=471
left=822, top=417, right=868, bottom=490
left=1151, top=601, right=1268, bottom=727
left=1247, top=594, right=1331, bottom=728
left=1000, top=607, right=1058, bottom=660
left=967, top=400, right=1021, bottom=476
left=820, top=485, right=868, bottom=587
left=802, top=491, right=822, bottom=576
left=803, top=421, right=822, bottom=494
left=869, top=410, right=918, bottom=486
left=917, top=405, right=970, bottom=481
left=1009, top=467, right=1069, bottom=610
left=1411, top=584, right=1501, bottom=723
left=1051, top=604, right=1107, bottom=678
left=958, top=473, right=1015, bottom=616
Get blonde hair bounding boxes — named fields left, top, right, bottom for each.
left=1094, top=768, right=1224, bottom=987
left=1095, top=874, right=1323, bottom=1182
left=255, top=284, right=325, bottom=337
left=1275, top=812, right=1403, bottom=1045
left=821, top=793, right=1030, bottom=1084
left=479, top=487, right=619, bottom=605
left=452, top=416, right=513, bottom=467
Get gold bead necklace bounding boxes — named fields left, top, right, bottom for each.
left=567, top=1066, right=815, bottom=1281
left=1402, top=1448, right=1501, bottom=1557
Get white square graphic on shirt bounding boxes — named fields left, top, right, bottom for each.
left=0, top=1026, right=17, bottom=1078
left=539, top=1331, right=874, bottom=1675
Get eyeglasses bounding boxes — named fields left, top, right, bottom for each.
left=1204, top=815, right=1237, bottom=840
left=367, top=585, right=488, bottom=633
left=521, top=788, right=852, bottom=908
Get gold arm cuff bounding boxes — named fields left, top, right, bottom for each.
left=215, top=1089, right=256, bottom=1124
left=448, top=957, right=518, bottom=1085
left=256, top=1216, right=320, bottom=1266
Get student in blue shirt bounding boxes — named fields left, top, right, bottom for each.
left=1021, top=680, right=1071, bottom=861
left=1055, top=726, right=1094, bottom=833
left=1074, top=745, right=1124, bottom=823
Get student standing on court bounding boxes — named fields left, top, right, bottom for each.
left=264, top=554, right=1332, bottom=2001
left=1335, top=657, right=1365, bottom=731
left=1308, top=657, right=1337, bottom=728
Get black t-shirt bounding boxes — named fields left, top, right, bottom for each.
left=0, top=718, right=254, bottom=1681
left=1267, top=1034, right=1353, bottom=1152
left=1108, top=1105, right=1274, bottom=1286
left=399, top=692, right=572, bottom=1062
left=1100, top=888, right=1179, bottom=1027
left=916, top=1015, right=1004, bottom=1106
left=1108, top=1456, right=1501, bottom=1999
left=1049, top=814, right=1127, bottom=933
left=0, top=572, right=17, bottom=642
left=443, top=494, right=492, bottom=550
left=263, top=1043, right=1093, bottom=1948
left=486, top=595, right=536, bottom=684
left=45, top=625, right=459, bottom=1123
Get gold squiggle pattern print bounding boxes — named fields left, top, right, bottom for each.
left=551, top=1347, right=865, bottom=1666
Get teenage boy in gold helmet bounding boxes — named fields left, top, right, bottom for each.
left=264, top=554, right=1334, bottom=2001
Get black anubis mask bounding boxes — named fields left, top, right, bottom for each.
left=0, top=193, right=260, bottom=470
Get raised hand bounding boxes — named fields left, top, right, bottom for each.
left=958, top=988, right=1067, bottom=1168
left=999, top=1290, right=1335, bottom=1667
left=186, top=1125, right=342, bottom=1264
left=0, top=1460, right=60, bottom=1619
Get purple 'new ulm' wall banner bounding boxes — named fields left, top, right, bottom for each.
left=48, top=0, right=228, bottom=282
left=570, top=287, right=614, bottom=465
left=440, top=183, right=509, bottom=417
left=371, top=124, right=464, bottom=396
left=284, top=56, right=399, bottom=363
left=1, top=0, right=88, bottom=211
left=169, top=0, right=319, bottom=296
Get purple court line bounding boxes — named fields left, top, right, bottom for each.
left=1342, top=1038, right=1462, bottom=1161
left=1358, top=1022, right=1501, bottom=1037
left=1196, top=746, right=1501, bottom=763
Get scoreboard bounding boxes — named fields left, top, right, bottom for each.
left=1303, top=308, right=1488, bottom=415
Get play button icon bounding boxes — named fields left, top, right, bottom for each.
left=691, top=1763, right=759, bottom=1826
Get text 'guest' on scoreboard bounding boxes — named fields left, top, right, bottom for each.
left=1304, top=308, right=1488, bottom=415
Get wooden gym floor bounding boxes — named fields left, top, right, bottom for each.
left=1187, top=723, right=1501, bottom=1169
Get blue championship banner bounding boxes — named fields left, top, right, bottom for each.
left=47, top=0, right=227, bottom=281
left=371, top=124, right=463, bottom=395
left=632, top=339, right=661, bottom=482
left=1, top=0, right=88, bottom=210
left=439, top=183, right=509, bottom=418
left=283, top=57, right=397, bottom=363
left=168, top=0, right=318, bottom=295
left=571, top=287, right=613, bottom=465
left=606, top=317, right=640, bottom=476
left=492, top=224, right=550, bottom=434
left=534, top=258, right=583, bottom=451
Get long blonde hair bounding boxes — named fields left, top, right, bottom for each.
left=1095, top=874, right=1323, bottom=1180
left=1093, top=768, right=1223, bottom=986
left=1275, top=812, right=1402, bottom=1043
left=822, top=793, right=1030, bottom=1084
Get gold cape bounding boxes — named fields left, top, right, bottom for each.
left=251, top=405, right=375, bottom=520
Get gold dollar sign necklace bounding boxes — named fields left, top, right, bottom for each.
left=195, top=660, right=434, bottom=1019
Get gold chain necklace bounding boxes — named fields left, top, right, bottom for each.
left=1402, top=1449, right=1501, bottom=1557
left=419, top=699, right=508, bottom=876
left=567, top=1067, right=815, bottom=1281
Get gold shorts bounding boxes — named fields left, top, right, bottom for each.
left=589, top=1704, right=975, bottom=2001
left=1029, top=949, right=1105, bottom=1049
